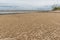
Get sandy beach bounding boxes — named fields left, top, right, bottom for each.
left=0, top=12, right=60, bottom=40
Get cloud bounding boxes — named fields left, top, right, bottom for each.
left=0, top=0, right=59, bottom=10
left=0, top=0, right=58, bottom=6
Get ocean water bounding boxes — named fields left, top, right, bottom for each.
left=0, top=4, right=59, bottom=14
left=0, top=10, right=38, bottom=14
left=0, top=11, right=28, bottom=14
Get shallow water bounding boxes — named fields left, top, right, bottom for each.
left=0, top=10, right=39, bottom=14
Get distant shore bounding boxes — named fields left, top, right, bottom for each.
left=0, top=10, right=59, bottom=14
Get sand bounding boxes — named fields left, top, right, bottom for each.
left=0, top=12, right=60, bottom=40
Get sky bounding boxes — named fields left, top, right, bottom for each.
left=0, top=0, right=60, bottom=10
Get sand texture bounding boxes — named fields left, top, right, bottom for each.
left=0, top=12, right=60, bottom=40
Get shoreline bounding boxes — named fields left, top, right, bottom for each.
left=0, top=10, right=59, bottom=14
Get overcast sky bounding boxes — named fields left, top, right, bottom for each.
left=0, top=0, right=58, bottom=6
left=0, top=0, right=60, bottom=10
